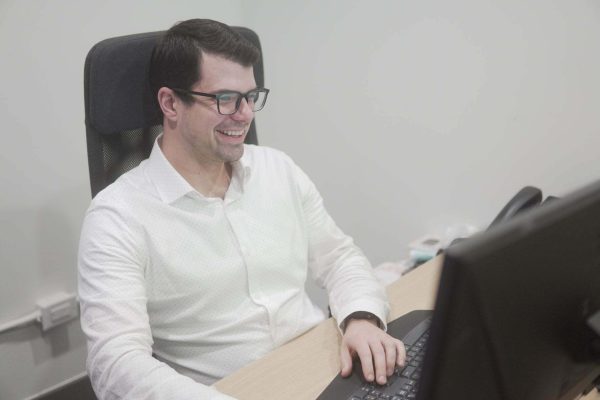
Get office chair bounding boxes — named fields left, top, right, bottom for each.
left=84, top=27, right=263, bottom=198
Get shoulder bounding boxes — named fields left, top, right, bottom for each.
left=242, top=144, right=305, bottom=180
left=243, top=144, right=295, bottom=165
left=85, top=161, right=155, bottom=223
left=80, top=166, right=152, bottom=260
left=242, top=145, right=317, bottom=196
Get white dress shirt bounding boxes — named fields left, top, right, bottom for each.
left=78, top=138, right=389, bottom=400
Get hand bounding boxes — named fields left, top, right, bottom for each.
left=339, top=319, right=406, bottom=385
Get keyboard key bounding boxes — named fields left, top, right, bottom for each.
left=400, top=366, right=416, bottom=378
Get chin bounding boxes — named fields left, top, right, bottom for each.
left=220, top=144, right=245, bottom=163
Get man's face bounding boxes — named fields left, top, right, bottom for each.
left=176, top=53, right=256, bottom=165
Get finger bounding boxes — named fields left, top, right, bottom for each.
left=384, top=341, right=397, bottom=376
left=356, top=346, right=375, bottom=382
left=396, top=339, right=406, bottom=367
left=369, top=342, right=388, bottom=385
left=339, top=344, right=353, bottom=377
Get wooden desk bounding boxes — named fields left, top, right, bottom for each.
left=215, top=257, right=600, bottom=400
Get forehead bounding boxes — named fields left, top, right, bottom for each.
left=195, top=52, right=256, bottom=92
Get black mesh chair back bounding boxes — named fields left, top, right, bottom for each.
left=84, top=27, right=263, bottom=198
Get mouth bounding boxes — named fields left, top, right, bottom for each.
left=216, top=128, right=246, bottom=142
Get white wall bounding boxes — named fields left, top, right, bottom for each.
left=244, top=0, right=600, bottom=265
left=2, top=1, right=600, bottom=399
left=0, top=2, right=243, bottom=399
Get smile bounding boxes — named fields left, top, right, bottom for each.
left=217, top=129, right=244, bottom=137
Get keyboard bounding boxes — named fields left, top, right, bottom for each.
left=317, top=310, right=432, bottom=400
left=349, top=316, right=431, bottom=400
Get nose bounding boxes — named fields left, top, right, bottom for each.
left=231, top=98, right=254, bottom=122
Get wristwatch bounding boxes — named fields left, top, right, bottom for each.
left=341, top=311, right=382, bottom=333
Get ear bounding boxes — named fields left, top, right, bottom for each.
left=157, top=87, right=180, bottom=122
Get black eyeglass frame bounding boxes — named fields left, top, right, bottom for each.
left=170, top=87, right=270, bottom=115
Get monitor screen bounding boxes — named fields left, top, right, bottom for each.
left=418, top=180, right=600, bottom=400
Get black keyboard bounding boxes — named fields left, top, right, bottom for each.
left=348, top=317, right=431, bottom=400
left=317, top=310, right=432, bottom=400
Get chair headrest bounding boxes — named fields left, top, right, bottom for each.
left=85, top=31, right=164, bottom=135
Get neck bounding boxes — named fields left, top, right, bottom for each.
left=159, top=135, right=233, bottom=199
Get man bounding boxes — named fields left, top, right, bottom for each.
left=78, top=19, right=404, bottom=400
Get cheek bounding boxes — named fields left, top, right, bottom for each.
left=186, top=112, right=223, bottom=134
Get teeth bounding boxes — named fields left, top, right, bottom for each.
left=220, top=130, right=243, bottom=137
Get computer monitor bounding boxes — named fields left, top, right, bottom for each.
left=418, top=180, right=600, bottom=400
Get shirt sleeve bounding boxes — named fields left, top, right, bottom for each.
left=78, top=202, right=236, bottom=400
left=290, top=161, right=390, bottom=331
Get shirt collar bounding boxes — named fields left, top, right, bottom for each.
left=233, top=148, right=253, bottom=185
left=145, top=135, right=195, bottom=204
left=145, top=135, right=253, bottom=204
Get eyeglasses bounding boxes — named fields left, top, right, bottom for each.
left=171, top=87, right=270, bottom=115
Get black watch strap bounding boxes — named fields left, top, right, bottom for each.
left=341, top=311, right=382, bottom=332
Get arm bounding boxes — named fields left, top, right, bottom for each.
left=291, top=163, right=405, bottom=384
left=78, top=204, right=235, bottom=400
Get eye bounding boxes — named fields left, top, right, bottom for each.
left=217, top=92, right=238, bottom=103
left=247, top=91, right=260, bottom=103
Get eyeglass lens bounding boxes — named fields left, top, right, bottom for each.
left=217, top=90, right=268, bottom=115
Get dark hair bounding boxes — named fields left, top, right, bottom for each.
left=149, top=19, right=260, bottom=105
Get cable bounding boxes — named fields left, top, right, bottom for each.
left=0, top=310, right=40, bottom=334
left=0, top=294, right=80, bottom=334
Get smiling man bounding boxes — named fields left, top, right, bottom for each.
left=78, top=19, right=403, bottom=400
